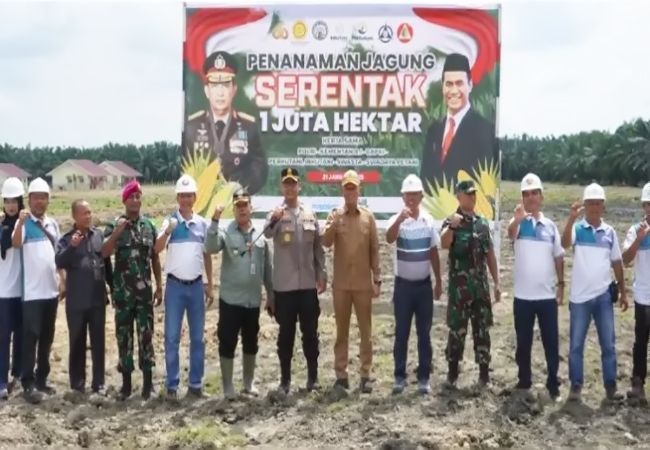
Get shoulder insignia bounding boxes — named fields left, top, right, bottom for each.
left=187, top=110, right=206, bottom=121
left=234, top=111, right=256, bottom=123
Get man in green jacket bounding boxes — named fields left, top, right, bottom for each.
left=204, top=188, right=273, bottom=399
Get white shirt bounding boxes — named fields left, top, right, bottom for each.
left=14, top=216, right=60, bottom=301
left=570, top=219, right=621, bottom=304
left=623, top=223, right=650, bottom=305
left=0, top=246, right=22, bottom=299
left=510, top=214, right=564, bottom=300
left=387, top=210, right=439, bottom=281
left=159, top=212, right=208, bottom=281
left=443, top=102, right=471, bottom=137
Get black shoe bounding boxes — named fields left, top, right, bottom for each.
left=479, top=364, right=490, bottom=386
left=141, top=370, right=155, bottom=399
left=23, top=387, right=43, bottom=404
left=306, top=378, right=320, bottom=392
left=278, top=380, right=291, bottom=394
left=118, top=373, right=132, bottom=400
left=515, top=381, right=531, bottom=390
left=35, top=381, right=56, bottom=395
left=548, top=387, right=561, bottom=402
left=360, top=378, right=374, bottom=394
left=446, top=361, right=459, bottom=386
left=166, top=389, right=178, bottom=401
left=605, top=384, right=623, bottom=402
left=333, top=378, right=349, bottom=390
left=187, top=387, right=203, bottom=398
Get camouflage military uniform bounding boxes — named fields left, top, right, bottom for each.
left=103, top=216, right=157, bottom=373
left=442, top=210, right=493, bottom=365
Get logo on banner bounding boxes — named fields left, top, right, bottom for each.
left=312, top=20, right=329, bottom=40
left=378, top=24, right=393, bottom=43
left=292, top=21, right=308, bottom=40
left=397, top=23, right=413, bottom=43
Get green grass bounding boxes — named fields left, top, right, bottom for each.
left=168, top=419, right=247, bottom=447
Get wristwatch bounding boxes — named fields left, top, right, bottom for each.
left=374, top=280, right=382, bottom=286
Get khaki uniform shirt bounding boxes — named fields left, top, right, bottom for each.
left=322, top=205, right=380, bottom=291
left=264, top=203, right=327, bottom=292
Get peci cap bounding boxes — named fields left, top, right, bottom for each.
left=203, top=51, right=238, bottom=84
left=583, top=183, right=606, bottom=201
left=281, top=167, right=299, bottom=182
left=521, top=173, right=543, bottom=192
left=455, top=180, right=477, bottom=195
left=232, top=187, right=250, bottom=205
left=442, top=53, right=471, bottom=75
left=341, top=170, right=360, bottom=186
left=401, top=174, right=423, bottom=193
left=641, top=182, right=650, bottom=202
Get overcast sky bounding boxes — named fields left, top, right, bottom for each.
left=0, top=1, right=647, bottom=148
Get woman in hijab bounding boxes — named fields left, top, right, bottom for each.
left=0, top=177, right=25, bottom=399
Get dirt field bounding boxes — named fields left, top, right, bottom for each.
left=2, top=181, right=649, bottom=449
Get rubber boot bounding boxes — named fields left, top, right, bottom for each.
left=220, top=357, right=236, bottom=400
left=242, top=354, right=258, bottom=396
left=119, top=372, right=132, bottom=400
left=141, top=370, right=155, bottom=399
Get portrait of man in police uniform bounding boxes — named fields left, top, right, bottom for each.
left=184, top=51, right=269, bottom=195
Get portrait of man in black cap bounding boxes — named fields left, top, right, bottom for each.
left=419, top=53, right=496, bottom=194
left=184, top=50, right=269, bottom=195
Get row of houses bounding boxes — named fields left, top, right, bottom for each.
left=0, top=160, right=142, bottom=192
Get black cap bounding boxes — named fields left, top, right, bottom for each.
left=443, top=53, right=471, bottom=75
left=281, top=168, right=299, bottom=182
left=232, top=187, right=250, bottom=205
left=203, top=51, right=238, bottom=83
left=455, top=180, right=477, bottom=194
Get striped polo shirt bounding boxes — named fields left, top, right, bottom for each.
left=623, top=222, right=650, bottom=305
left=510, top=214, right=564, bottom=300
left=15, top=216, right=60, bottom=301
left=159, top=211, right=208, bottom=281
left=387, top=210, right=439, bottom=280
left=570, top=219, right=621, bottom=304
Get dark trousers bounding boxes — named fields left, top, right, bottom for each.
left=513, top=298, right=559, bottom=390
left=217, top=299, right=261, bottom=359
left=274, top=289, right=320, bottom=381
left=21, top=298, right=58, bottom=389
left=392, top=277, right=433, bottom=381
left=0, top=297, right=23, bottom=387
left=66, top=306, right=106, bottom=391
left=632, top=302, right=650, bottom=384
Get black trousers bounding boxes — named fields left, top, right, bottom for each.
left=633, top=302, right=650, bottom=384
left=21, top=298, right=58, bottom=389
left=66, top=306, right=106, bottom=390
left=217, top=299, right=260, bottom=359
left=274, top=289, right=320, bottom=381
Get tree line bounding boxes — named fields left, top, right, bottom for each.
left=1, top=118, right=648, bottom=186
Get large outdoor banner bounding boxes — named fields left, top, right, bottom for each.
left=182, top=5, right=501, bottom=227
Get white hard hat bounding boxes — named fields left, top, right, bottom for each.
left=1, top=177, right=24, bottom=198
left=28, top=177, right=50, bottom=195
left=175, top=174, right=197, bottom=194
left=641, top=182, right=650, bottom=202
left=401, top=174, right=423, bottom=193
left=583, top=183, right=605, bottom=201
left=521, top=173, right=543, bottom=192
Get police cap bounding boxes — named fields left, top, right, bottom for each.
left=203, top=51, right=238, bottom=84
left=281, top=167, right=299, bottom=182
left=455, top=180, right=477, bottom=195
left=232, top=187, right=250, bottom=205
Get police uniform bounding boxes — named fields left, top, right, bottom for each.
left=184, top=51, right=269, bottom=195
left=321, top=170, right=380, bottom=392
left=441, top=180, right=493, bottom=386
left=263, top=168, right=327, bottom=392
